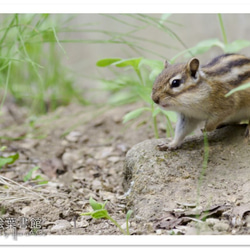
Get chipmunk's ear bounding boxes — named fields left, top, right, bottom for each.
left=187, top=58, right=200, bottom=78
left=164, top=60, right=170, bottom=68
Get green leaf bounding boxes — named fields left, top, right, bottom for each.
left=224, top=40, right=250, bottom=53
left=126, top=210, right=133, bottom=221
left=80, top=212, right=93, bottom=216
left=123, top=107, right=151, bottom=123
left=152, top=107, right=162, bottom=117
left=140, top=58, right=163, bottom=70
left=0, top=146, right=7, bottom=151
left=96, top=58, right=121, bottom=67
left=42, top=29, right=56, bottom=42
left=159, top=14, right=172, bottom=25
left=0, top=153, right=19, bottom=168
left=126, top=210, right=133, bottom=235
left=37, top=179, right=48, bottom=185
left=89, top=197, right=103, bottom=211
left=23, top=166, right=40, bottom=182
left=185, top=38, right=224, bottom=57
left=113, top=58, right=142, bottom=70
left=108, top=91, right=138, bottom=106
left=81, top=209, right=109, bottom=219
left=140, top=58, right=164, bottom=81
left=0, top=158, right=13, bottom=168
left=91, top=209, right=109, bottom=219
left=160, top=110, right=177, bottom=123
left=225, top=82, right=250, bottom=97
left=134, top=85, right=153, bottom=104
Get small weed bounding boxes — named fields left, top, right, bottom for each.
left=97, top=57, right=176, bottom=138
left=23, top=166, right=48, bottom=185
left=81, top=197, right=133, bottom=235
left=0, top=146, right=19, bottom=169
left=0, top=14, right=88, bottom=115
left=0, top=206, right=6, bottom=215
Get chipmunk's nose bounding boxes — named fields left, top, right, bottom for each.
left=151, top=92, right=160, bottom=104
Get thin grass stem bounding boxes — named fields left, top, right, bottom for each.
left=218, top=14, right=228, bottom=45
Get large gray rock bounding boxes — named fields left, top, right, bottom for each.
left=123, top=125, right=250, bottom=223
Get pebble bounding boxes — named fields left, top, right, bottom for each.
left=65, top=131, right=82, bottom=142
left=62, top=151, right=79, bottom=166
left=71, top=218, right=89, bottom=228
left=156, top=229, right=162, bottom=235
left=99, top=191, right=115, bottom=202
left=116, top=143, right=128, bottom=153
left=190, top=205, right=203, bottom=215
left=121, top=222, right=130, bottom=230
left=18, top=139, right=38, bottom=149
left=95, top=147, right=113, bottom=159
left=51, top=220, right=72, bottom=232
left=213, top=221, right=230, bottom=232
left=231, top=215, right=243, bottom=227
left=92, top=179, right=102, bottom=190
left=21, top=206, right=31, bottom=216
left=61, top=140, right=69, bottom=146
left=206, top=218, right=220, bottom=227
left=107, top=156, right=120, bottom=163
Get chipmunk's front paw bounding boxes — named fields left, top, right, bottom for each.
left=157, top=142, right=179, bottom=151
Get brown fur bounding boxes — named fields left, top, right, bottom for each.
left=152, top=53, right=250, bottom=150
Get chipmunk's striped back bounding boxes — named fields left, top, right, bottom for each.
left=201, top=53, right=250, bottom=86
left=152, top=53, right=250, bottom=150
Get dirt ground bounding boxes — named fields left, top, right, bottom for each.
left=1, top=99, right=250, bottom=237
left=0, top=100, right=160, bottom=236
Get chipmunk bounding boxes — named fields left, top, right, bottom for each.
left=152, top=53, right=250, bottom=150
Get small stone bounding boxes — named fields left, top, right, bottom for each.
left=190, top=205, right=203, bottom=214
left=113, top=115, right=122, bottom=123
left=80, top=135, right=89, bottom=143
left=93, top=118, right=104, bottom=127
left=121, top=222, right=130, bottom=230
left=213, top=221, right=230, bottom=232
left=99, top=191, right=115, bottom=202
left=156, top=229, right=162, bottom=235
left=107, top=156, right=120, bottom=163
left=95, top=147, right=113, bottom=159
left=19, top=139, right=38, bottom=149
left=92, top=179, right=102, bottom=190
left=21, top=206, right=31, bottom=216
left=61, top=140, right=69, bottom=146
left=78, top=219, right=89, bottom=228
left=71, top=218, right=89, bottom=228
left=231, top=215, right=243, bottom=227
left=86, top=158, right=95, bottom=165
left=206, top=218, right=220, bottom=227
left=51, top=220, right=72, bottom=232
left=116, top=143, right=129, bottom=153
left=62, top=151, right=79, bottom=166
left=65, top=131, right=82, bottom=142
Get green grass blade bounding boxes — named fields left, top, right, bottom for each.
left=51, top=26, right=66, bottom=55
left=123, top=107, right=151, bottom=123
left=0, top=61, right=11, bottom=111
left=225, top=82, right=250, bottom=97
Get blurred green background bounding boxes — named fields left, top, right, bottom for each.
left=1, top=13, right=250, bottom=116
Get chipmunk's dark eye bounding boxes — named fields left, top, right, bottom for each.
left=171, top=79, right=181, bottom=88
